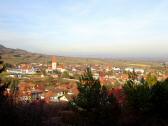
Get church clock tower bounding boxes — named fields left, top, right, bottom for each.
left=52, top=56, right=57, bottom=70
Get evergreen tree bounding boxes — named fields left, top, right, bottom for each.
left=0, top=56, right=9, bottom=102
left=74, top=67, right=101, bottom=111
left=128, top=68, right=138, bottom=81
left=71, top=67, right=120, bottom=126
left=9, top=78, right=19, bottom=96
left=0, top=56, right=17, bottom=126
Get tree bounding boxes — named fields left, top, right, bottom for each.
left=123, top=80, right=151, bottom=113
left=150, top=78, right=168, bottom=116
left=4, top=63, right=13, bottom=68
left=0, top=56, right=9, bottom=102
left=62, top=71, right=70, bottom=78
left=46, top=76, right=54, bottom=86
left=0, top=56, right=17, bottom=126
left=146, top=73, right=157, bottom=86
left=128, top=68, right=138, bottom=81
left=9, top=78, right=19, bottom=95
left=71, top=67, right=120, bottom=125
left=123, top=78, right=168, bottom=125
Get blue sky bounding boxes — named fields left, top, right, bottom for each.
left=0, top=0, right=168, bottom=58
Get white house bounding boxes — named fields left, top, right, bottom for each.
left=125, top=67, right=144, bottom=74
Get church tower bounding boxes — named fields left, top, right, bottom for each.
left=52, top=56, right=57, bottom=70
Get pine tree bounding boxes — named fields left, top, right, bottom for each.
left=128, top=68, right=138, bottom=81
left=73, top=67, right=101, bottom=111
left=0, top=56, right=16, bottom=126
left=71, top=67, right=120, bottom=125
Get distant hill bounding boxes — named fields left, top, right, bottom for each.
left=0, top=44, right=109, bottom=65
left=0, top=44, right=50, bottom=64
left=0, top=44, right=6, bottom=49
left=0, top=44, right=159, bottom=67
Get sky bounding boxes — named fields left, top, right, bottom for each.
left=0, top=0, right=168, bottom=58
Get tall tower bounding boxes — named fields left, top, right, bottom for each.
left=52, top=56, right=57, bottom=70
